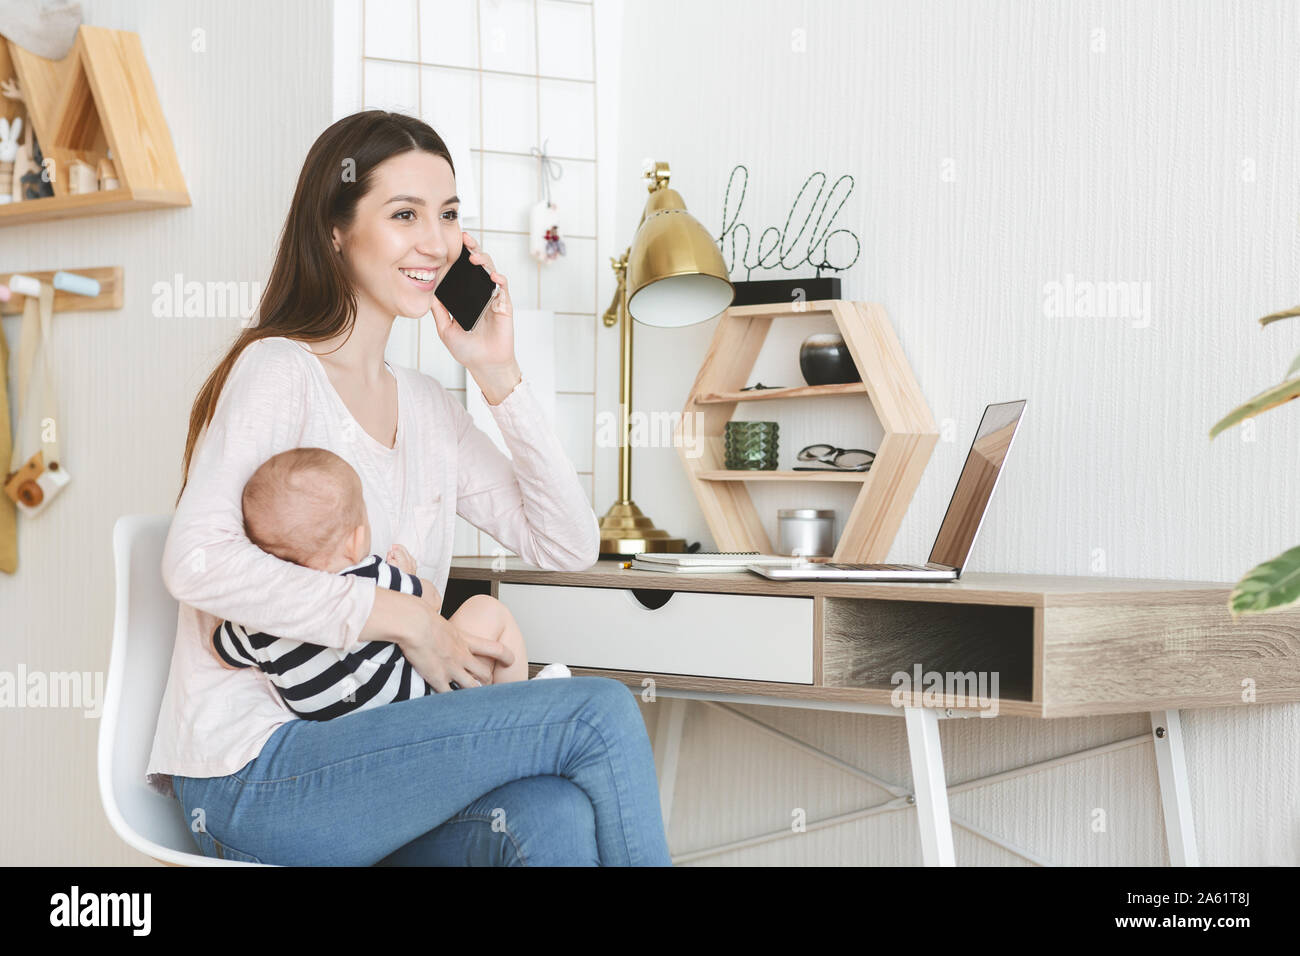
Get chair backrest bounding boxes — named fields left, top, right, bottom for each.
left=99, top=514, right=242, bottom=864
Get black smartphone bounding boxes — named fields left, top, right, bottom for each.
left=434, top=243, right=498, bottom=333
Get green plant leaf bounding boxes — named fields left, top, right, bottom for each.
left=1286, top=351, right=1300, bottom=380
left=1260, top=305, right=1300, bottom=327
left=1228, top=544, right=1300, bottom=617
left=1209, top=376, right=1300, bottom=438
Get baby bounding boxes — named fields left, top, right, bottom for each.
left=210, top=446, right=566, bottom=720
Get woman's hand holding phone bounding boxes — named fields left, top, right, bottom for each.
left=430, top=231, right=516, bottom=374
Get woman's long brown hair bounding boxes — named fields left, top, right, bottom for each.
left=175, top=110, right=455, bottom=505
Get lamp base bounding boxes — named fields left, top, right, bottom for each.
left=598, top=500, right=686, bottom=558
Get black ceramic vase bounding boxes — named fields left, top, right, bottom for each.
left=799, top=333, right=862, bottom=386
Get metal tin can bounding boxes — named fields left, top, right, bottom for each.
left=778, top=508, right=836, bottom=558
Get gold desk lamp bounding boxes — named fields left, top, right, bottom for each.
left=598, top=160, right=735, bottom=557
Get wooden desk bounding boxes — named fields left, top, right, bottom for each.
left=446, top=559, right=1300, bottom=866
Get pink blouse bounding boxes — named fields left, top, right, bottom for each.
left=145, top=336, right=600, bottom=796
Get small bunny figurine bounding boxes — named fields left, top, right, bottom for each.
left=0, top=115, right=21, bottom=205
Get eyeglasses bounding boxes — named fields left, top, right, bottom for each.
left=796, top=443, right=875, bottom=471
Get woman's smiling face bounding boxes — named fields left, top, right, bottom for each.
left=332, top=150, right=463, bottom=319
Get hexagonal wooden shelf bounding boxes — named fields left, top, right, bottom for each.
left=673, top=299, right=937, bottom=562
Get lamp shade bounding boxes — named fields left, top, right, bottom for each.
left=626, top=185, right=734, bottom=328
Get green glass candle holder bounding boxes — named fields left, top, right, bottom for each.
left=724, top=421, right=779, bottom=470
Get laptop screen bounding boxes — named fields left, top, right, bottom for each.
left=927, top=400, right=1026, bottom=571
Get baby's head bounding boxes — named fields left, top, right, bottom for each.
left=241, top=447, right=370, bottom=572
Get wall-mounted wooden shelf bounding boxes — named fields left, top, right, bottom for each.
left=695, top=469, right=872, bottom=482
left=0, top=25, right=189, bottom=226
left=674, top=299, right=937, bottom=563
left=696, top=382, right=869, bottom=404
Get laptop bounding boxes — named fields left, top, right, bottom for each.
left=749, top=399, right=1027, bottom=582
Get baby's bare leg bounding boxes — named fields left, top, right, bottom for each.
left=448, top=594, right=528, bottom=684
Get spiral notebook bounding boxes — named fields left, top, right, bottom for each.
left=631, top=551, right=805, bottom=573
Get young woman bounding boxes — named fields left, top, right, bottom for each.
left=145, top=110, right=672, bottom=866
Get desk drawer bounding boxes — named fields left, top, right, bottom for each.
left=498, top=583, right=814, bottom=684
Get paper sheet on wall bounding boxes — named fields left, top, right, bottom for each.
left=445, top=134, right=479, bottom=227
left=466, top=309, right=556, bottom=459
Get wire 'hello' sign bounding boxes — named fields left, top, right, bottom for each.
left=717, top=164, right=861, bottom=282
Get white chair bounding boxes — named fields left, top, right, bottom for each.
left=100, top=514, right=260, bottom=866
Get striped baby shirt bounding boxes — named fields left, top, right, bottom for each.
left=210, top=554, right=433, bottom=721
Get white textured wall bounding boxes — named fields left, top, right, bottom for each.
left=0, top=0, right=337, bottom=864
left=606, top=0, right=1300, bottom=864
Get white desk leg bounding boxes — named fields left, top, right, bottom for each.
left=1150, top=710, right=1199, bottom=866
left=653, top=698, right=688, bottom=831
left=904, top=706, right=956, bottom=866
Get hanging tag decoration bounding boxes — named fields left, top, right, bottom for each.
left=528, top=140, right=566, bottom=264
left=529, top=199, right=565, bottom=263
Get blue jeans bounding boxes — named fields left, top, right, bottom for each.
left=172, top=676, right=671, bottom=866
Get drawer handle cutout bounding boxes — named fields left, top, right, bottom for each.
left=629, top=588, right=674, bottom=611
